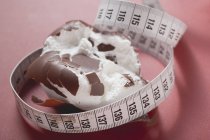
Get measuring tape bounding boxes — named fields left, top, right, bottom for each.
left=10, top=0, right=186, bottom=133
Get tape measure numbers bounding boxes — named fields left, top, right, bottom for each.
left=10, top=0, right=186, bottom=133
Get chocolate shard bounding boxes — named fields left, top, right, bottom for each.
left=97, top=43, right=115, bottom=52
left=26, top=51, right=59, bottom=82
left=47, top=62, right=64, bottom=87
left=123, top=74, right=135, bottom=87
left=41, top=59, right=68, bottom=98
left=27, top=51, right=67, bottom=98
left=31, top=96, right=66, bottom=107
left=90, top=83, right=104, bottom=96
left=86, top=72, right=100, bottom=84
left=72, top=54, right=100, bottom=72
left=88, top=37, right=94, bottom=46
left=86, top=72, right=104, bottom=96
left=105, top=54, right=117, bottom=64
left=61, top=54, right=80, bottom=68
left=59, top=68, right=79, bottom=96
left=46, top=82, right=67, bottom=98
left=43, top=62, right=67, bottom=98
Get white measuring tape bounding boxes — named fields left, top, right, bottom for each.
left=10, top=0, right=186, bottom=133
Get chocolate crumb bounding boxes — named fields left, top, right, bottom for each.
left=31, top=95, right=43, bottom=104
left=31, top=96, right=65, bottom=107
left=123, top=74, right=135, bottom=87
left=23, top=70, right=27, bottom=75
left=88, top=37, right=94, bottom=46
left=93, top=53, right=99, bottom=58
left=97, top=43, right=115, bottom=52
left=105, top=54, right=117, bottom=64
left=50, top=27, right=62, bottom=36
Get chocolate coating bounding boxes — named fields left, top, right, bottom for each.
left=27, top=52, right=68, bottom=98
left=72, top=54, right=100, bottom=72
left=47, top=61, right=64, bottom=87
left=60, top=68, right=79, bottom=96
left=27, top=50, right=102, bottom=98
left=27, top=20, right=141, bottom=109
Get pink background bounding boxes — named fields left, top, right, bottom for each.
left=0, top=0, right=210, bottom=139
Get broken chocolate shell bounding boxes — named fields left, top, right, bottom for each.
left=27, top=51, right=67, bottom=98
left=59, top=68, right=79, bottom=96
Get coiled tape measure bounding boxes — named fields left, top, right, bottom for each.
left=10, top=0, right=187, bottom=133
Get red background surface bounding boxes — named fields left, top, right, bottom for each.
left=1, top=0, right=210, bottom=139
